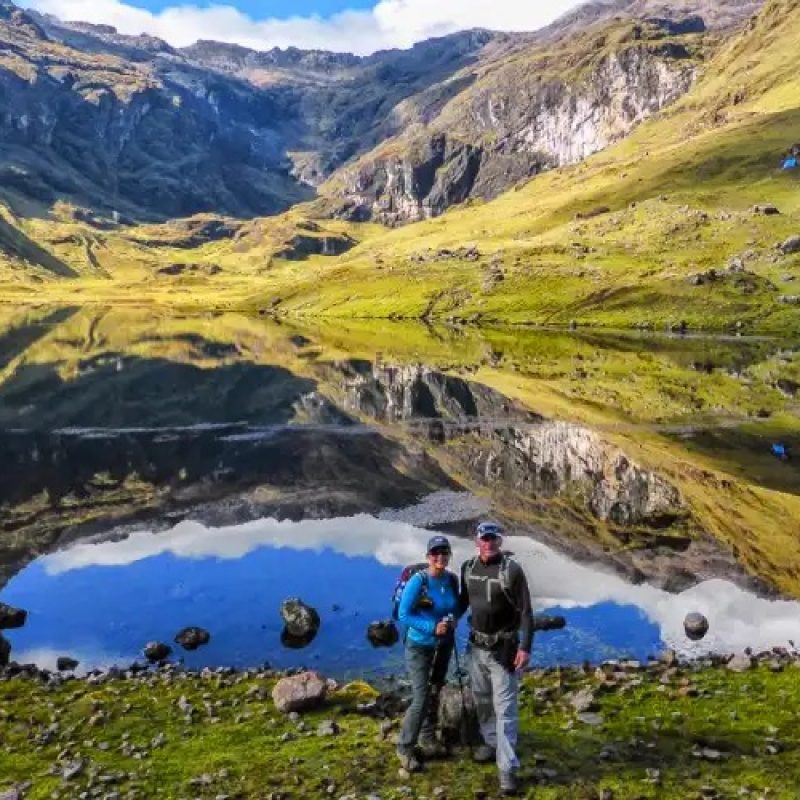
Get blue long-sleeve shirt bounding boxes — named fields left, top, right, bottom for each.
left=398, top=570, right=460, bottom=647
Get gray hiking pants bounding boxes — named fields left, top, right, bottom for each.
left=469, top=644, right=520, bottom=773
left=398, top=641, right=452, bottom=754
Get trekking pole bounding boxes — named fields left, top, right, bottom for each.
left=450, top=631, right=473, bottom=758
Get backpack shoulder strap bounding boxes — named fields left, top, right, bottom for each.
left=463, top=556, right=478, bottom=584
left=499, top=555, right=520, bottom=610
left=446, top=570, right=459, bottom=595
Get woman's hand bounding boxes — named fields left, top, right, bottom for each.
left=434, top=620, right=451, bottom=637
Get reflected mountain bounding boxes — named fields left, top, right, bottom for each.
left=0, top=306, right=798, bottom=606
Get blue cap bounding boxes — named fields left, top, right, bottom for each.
left=476, top=521, right=504, bottom=539
left=426, top=535, right=452, bottom=553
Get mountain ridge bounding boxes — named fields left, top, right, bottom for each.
left=0, top=0, right=764, bottom=223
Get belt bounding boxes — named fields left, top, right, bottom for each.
left=469, top=629, right=518, bottom=649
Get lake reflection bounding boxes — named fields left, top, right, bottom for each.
left=3, top=508, right=800, bottom=677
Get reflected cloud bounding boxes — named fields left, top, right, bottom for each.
left=11, top=646, right=133, bottom=675
left=39, top=498, right=800, bottom=659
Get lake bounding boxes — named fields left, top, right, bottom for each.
left=1, top=306, right=799, bottom=677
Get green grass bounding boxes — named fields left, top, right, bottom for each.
left=2, top=663, right=800, bottom=799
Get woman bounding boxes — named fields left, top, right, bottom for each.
left=396, top=534, right=460, bottom=772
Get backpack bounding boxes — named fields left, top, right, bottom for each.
left=463, top=554, right=519, bottom=611
left=391, top=564, right=458, bottom=620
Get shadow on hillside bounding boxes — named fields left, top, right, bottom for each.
left=0, top=215, right=79, bottom=277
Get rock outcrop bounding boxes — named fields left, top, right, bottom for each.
left=331, top=40, right=699, bottom=223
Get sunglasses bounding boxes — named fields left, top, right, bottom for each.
left=429, top=548, right=451, bottom=557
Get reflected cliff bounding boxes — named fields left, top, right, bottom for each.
left=0, top=305, right=798, bottom=609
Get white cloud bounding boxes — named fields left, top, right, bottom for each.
left=26, top=0, right=589, bottom=55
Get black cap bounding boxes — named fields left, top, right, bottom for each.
left=426, top=535, right=452, bottom=553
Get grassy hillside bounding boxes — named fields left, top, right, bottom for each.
left=243, top=0, right=800, bottom=332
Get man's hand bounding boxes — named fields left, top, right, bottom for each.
left=513, top=649, right=530, bottom=672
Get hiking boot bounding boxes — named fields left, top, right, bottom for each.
left=499, top=770, right=519, bottom=796
left=418, top=738, right=448, bottom=760
left=472, top=744, right=496, bottom=763
left=396, top=750, right=422, bottom=773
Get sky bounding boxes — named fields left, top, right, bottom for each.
left=25, top=0, right=591, bottom=55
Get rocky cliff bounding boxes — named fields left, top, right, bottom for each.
left=0, top=3, right=316, bottom=220
left=326, top=26, right=701, bottom=224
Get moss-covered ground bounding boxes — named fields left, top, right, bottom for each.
left=1, top=662, right=799, bottom=799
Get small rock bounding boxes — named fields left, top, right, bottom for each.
left=57, top=657, right=79, bottom=672
left=684, top=613, right=709, bottom=641
left=752, top=204, right=780, bottom=216
left=316, top=720, right=339, bottom=736
left=174, top=627, right=211, bottom=651
left=366, top=621, right=399, bottom=648
left=143, top=642, right=172, bottom=662
left=577, top=712, right=604, bottom=727
left=569, top=688, right=597, bottom=713
left=0, top=603, right=27, bottom=630
left=778, top=235, right=800, bottom=255
left=62, top=760, right=85, bottom=781
left=280, top=598, right=321, bottom=639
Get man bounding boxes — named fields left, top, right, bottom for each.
left=459, top=521, right=533, bottom=797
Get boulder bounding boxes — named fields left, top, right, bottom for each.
left=0, top=633, right=10, bottom=667
left=778, top=235, right=800, bottom=255
left=367, top=620, right=400, bottom=648
left=280, top=626, right=318, bottom=649
left=683, top=612, right=709, bottom=641
left=143, top=641, right=172, bottom=662
left=0, top=603, right=27, bottom=629
left=438, top=684, right=481, bottom=746
left=174, top=627, right=211, bottom=651
left=280, top=598, right=321, bottom=638
left=272, top=670, right=328, bottom=713
left=752, top=204, right=781, bottom=215
left=57, top=656, right=79, bottom=672
left=532, top=615, right=567, bottom=632
left=727, top=653, right=754, bottom=673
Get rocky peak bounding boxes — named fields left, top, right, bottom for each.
left=182, top=40, right=361, bottom=75
left=0, top=0, right=46, bottom=39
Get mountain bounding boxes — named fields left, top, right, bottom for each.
left=245, top=0, right=800, bottom=335
left=0, top=0, right=763, bottom=224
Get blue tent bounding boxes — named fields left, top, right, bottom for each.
left=784, top=157, right=798, bottom=170
left=772, top=443, right=790, bottom=460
